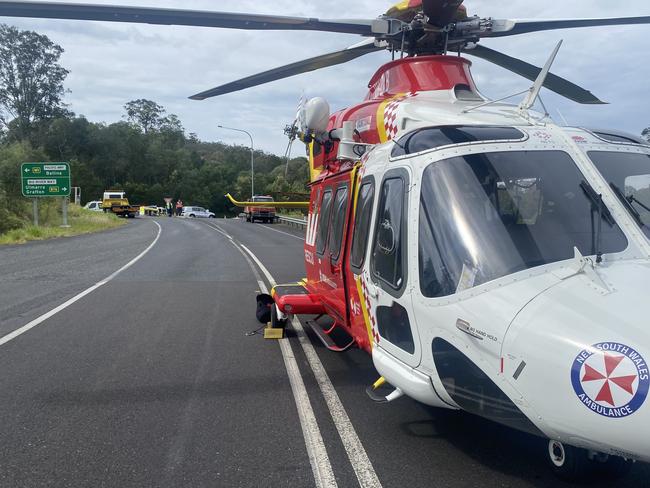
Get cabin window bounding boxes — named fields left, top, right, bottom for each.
left=377, top=302, right=414, bottom=354
left=391, top=126, right=525, bottom=158
left=592, top=131, right=646, bottom=145
left=372, top=172, right=407, bottom=292
left=350, top=178, right=375, bottom=273
left=316, top=189, right=333, bottom=255
left=306, top=187, right=321, bottom=247
left=328, top=184, right=349, bottom=262
left=419, top=151, right=628, bottom=298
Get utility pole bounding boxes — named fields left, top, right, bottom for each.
left=218, top=125, right=255, bottom=199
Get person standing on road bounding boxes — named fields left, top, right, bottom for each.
left=166, top=200, right=173, bottom=217
left=176, top=199, right=183, bottom=216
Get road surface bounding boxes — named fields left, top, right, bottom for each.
left=0, top=217, right=648, bottom=487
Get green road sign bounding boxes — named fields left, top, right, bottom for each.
left=21, top=162, right=71, bottom=197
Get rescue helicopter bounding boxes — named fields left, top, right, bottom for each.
left=3, top=0, right=650, bottom=480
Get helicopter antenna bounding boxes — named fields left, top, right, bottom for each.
left=519, top=40, right=563, bottom=113
left=556, top=108, right=569, bottom=126
left=537, top=94, right=551, bottom=121
left=283, top=137, right=295, bottom=177
left=283, top=92, right=305, bottom=177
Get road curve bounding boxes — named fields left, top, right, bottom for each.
left=0, top=216, right=647, bottom=487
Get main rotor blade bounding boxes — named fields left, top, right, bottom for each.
left=484, top=16, right=650, bottom=38
left=422, top=0, right=465, bottom=27
left=465, top=44, right=605, bottom=105
left=190, top=42, right=383, bottom=100
left=0, top=1, right=375, bottom=35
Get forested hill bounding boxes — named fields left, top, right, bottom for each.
left=1, top=114, right=309, bottom=209
left=0, top=115, right=309, bottom=228
left=0, top=24, right=309, bottom=233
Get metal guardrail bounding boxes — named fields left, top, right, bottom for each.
left=278, top=215, right=308, bottom=229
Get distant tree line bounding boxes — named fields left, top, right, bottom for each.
left=0, top=24, right=308, bottom=233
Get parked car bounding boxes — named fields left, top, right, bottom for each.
left=181, top=206, right=215, bottom=218
left=84, top=200, right=103, bottom=212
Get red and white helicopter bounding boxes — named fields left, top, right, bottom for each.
left=3, top=0, right=650, bottom=480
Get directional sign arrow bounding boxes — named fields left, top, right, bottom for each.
left=21, top=163, right=71, bottom=197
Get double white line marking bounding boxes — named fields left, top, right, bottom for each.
left=207, top=222, right=381, bottom=488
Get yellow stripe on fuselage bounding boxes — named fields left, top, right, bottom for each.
left=375, top=98, right=392, bottom=144
left=355, top=277, right=374, bottom=349
left=375, top=92, right=407, bottom=144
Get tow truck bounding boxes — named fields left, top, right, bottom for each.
left=244, top=195, right=276, bottom=223
left=101, top=190, right=139, bottom=218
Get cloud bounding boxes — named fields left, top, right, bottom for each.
left=1, top=0, right=650, bottom=153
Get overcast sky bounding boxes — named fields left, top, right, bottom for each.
left=2, top=0, right=650, bottom=154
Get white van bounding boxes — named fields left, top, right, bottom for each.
left=181, top=206, right=215, bottom=218
left=84, top=200, right=102, bottom=212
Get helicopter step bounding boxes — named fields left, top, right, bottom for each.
left=305, top=315, right=356, bottom=352
left=365, top=377, right=404, bottom=403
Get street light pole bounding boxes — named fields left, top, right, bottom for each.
left=217, top=125, right=254, bottom=199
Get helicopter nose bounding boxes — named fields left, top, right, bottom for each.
left=502, top=260, right=650, bottom=461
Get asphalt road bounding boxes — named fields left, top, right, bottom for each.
left=0, top=217, right=648, bottom=488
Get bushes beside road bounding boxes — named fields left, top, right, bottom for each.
left=0, top=142, right=124, bottom=244
left=0, top=201, right=125, bottom=245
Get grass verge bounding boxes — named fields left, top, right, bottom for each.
left=0, top=204, right=127, bottom=245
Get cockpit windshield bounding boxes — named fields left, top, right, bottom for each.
left=588, top=151, right=650, bottom=239
left=419, top=151, right=628, bottom=298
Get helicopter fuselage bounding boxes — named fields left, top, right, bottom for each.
left=275, top=55, right=650, bottom=463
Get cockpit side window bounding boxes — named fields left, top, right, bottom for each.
left=372, top=170, right=408, bottom=293
left=419, top=151, right=628, bottom=298
left=589, top=151, right=650, bottom=239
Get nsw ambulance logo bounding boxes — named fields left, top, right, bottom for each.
left=571, top=342, right=649, bottom=418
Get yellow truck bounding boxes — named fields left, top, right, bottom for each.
left=101, top=190, right=139, bottom=218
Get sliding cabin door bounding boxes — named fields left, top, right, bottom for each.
left=310, top=170, right=356, bottom=325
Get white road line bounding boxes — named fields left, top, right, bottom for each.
left=0, top=221, right=162, bottom=348
left=204, top=223, right=337, bottom=488
left=277, top=335, right=337, bottom=488
left=288, top=316, right=382, bottom=488
left=258, top=223, right=305, bottom=241
left=238, top=243, right=382, bottom=488
left=240, top=244, right=279, bottom=287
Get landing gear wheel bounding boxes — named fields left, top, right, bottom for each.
left=547, top=440, right=591, bottom=481
left=270, top=305, right=287, bottom=329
